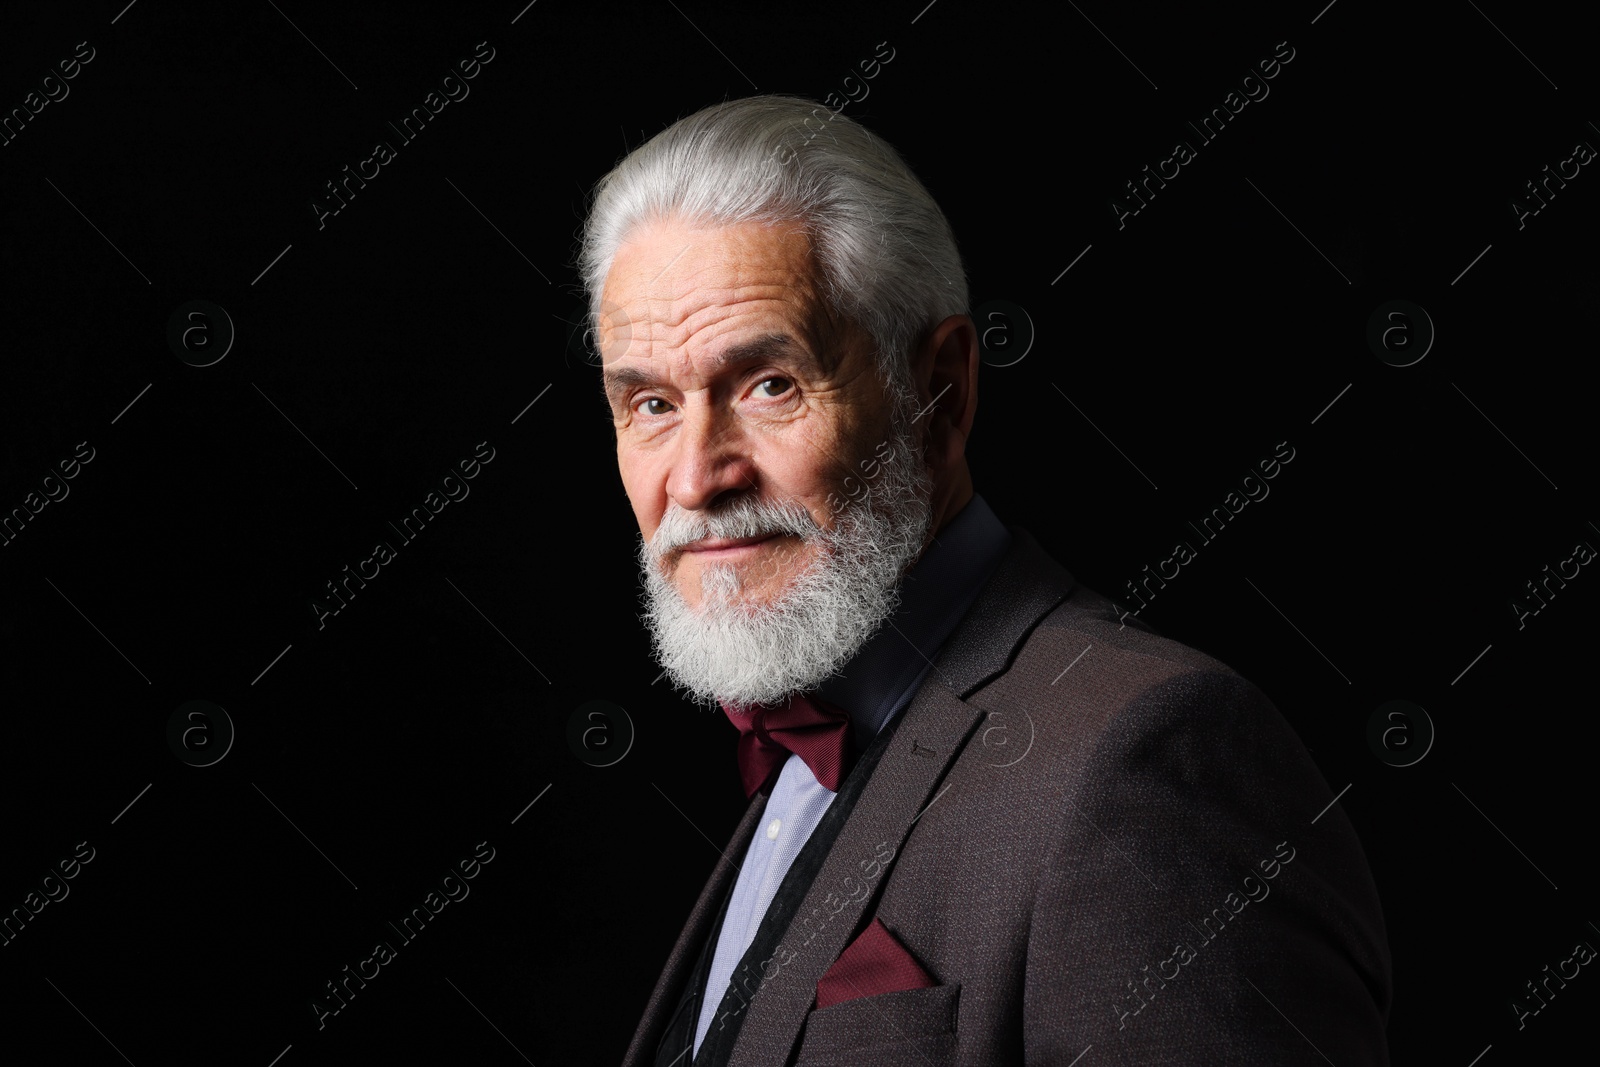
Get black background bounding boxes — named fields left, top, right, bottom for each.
left=1, top=1, right=1594, bottom=1063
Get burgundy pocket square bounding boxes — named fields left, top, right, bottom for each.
left=815, top=916, right=937, bottom=1010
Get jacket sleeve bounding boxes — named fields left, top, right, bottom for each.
left=1022, top=669, right=1393, bottom=1065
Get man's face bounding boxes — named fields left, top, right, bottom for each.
left=600, top=217, right=894, bottom=612
left=598, top=216, right=936, bottom=708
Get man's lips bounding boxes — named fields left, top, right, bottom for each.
left=680, top=532, right=782, bottom=554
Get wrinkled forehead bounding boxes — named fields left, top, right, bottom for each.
left=596, top=217, right=850, bottom=373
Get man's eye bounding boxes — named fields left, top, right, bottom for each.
left=638, top=397, right=673, bottom=416
left=755, top=377, right=793, bottom=398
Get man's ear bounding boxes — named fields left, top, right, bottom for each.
left=909, top=313, right=979, bottom=471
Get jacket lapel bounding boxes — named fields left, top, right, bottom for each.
left=726, top=528, right=1076, bottom=1066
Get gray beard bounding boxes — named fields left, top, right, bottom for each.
left=636, top=382, right=935, bottom=709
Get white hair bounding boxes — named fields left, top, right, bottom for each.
left=577, top=94, right=969, bottom=390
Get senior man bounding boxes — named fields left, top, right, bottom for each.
left=583, top=95, right=1391, bottom=1067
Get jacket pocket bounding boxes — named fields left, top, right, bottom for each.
left=792, top=982, right=960, bottom=1066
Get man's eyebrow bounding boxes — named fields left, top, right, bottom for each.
left=601, top=333, right=825, bottom=405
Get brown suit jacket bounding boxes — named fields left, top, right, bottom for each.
left=622, top=527, right=1393, bottom=1066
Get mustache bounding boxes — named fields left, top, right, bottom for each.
left=651, top=497, right=820, bottom=556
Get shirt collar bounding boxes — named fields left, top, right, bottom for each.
left=814, top=492, right=1012, bottom=743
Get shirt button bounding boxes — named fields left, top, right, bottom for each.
left=766, top=818, right=782, bottom=840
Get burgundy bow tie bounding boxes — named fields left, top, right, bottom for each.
left=720, top=691, right=856, bottom=798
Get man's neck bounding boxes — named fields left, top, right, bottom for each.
left=907, top=481, right=976, bottom=572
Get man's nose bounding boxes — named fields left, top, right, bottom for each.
left=664, top=405, right=757, bottom=513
